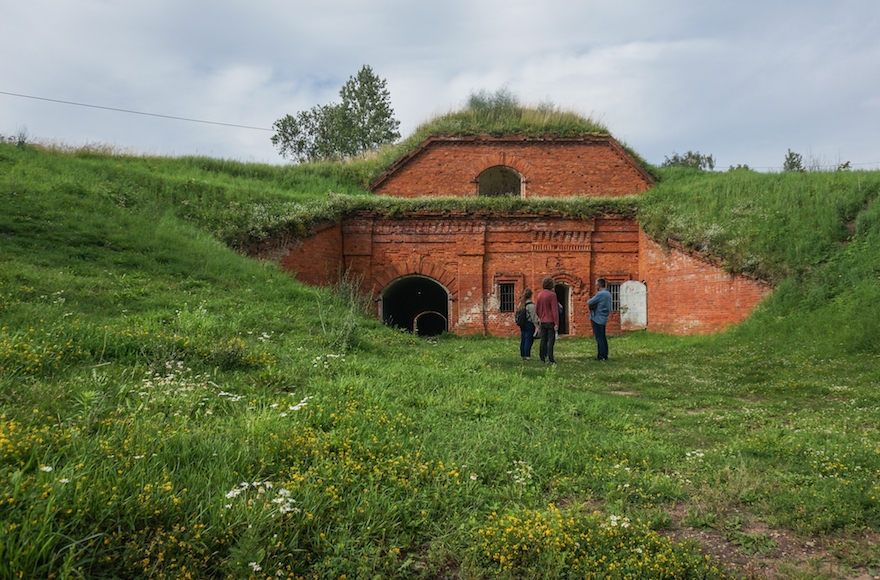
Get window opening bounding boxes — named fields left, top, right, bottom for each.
left=499, top=283, right=516, bottom=312
left=478, top=166, right=522, bottom=197
left=608, top=283, right=621, bottom=311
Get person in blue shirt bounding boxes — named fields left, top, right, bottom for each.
left=587, top=278, right=612, bottom=361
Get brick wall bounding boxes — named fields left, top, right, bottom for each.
left=245, top=216, right=772, bottom=337
left=260, top=212, right=641, bottom=337
left=371, top=137, right=654, bottom=198
left=247, top=223, right=343, bottom=287
left=639, top=230, right=772, bottom=334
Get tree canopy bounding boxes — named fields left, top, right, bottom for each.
left=271, top=66, right=400, bottom=163
left=661, top=150, right=716, bottom=171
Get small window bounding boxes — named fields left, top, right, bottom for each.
left=499, top=283, right=516, bottom=312
left=608, top=283, right=621, bottom=311
left=479, top=166, right=522, bottom=197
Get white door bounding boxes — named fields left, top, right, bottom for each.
left=620, top=281, right=647, bottom=330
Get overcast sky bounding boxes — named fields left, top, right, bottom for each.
left=3, top=1, right=879, bottom=170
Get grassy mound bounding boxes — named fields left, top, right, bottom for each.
left=2, top=141, right=880, bottom=578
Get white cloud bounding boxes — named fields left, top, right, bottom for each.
left=2, top=0, right=879, bottom=167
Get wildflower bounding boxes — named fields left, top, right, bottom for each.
left=248, top=562, right=262, bottom=572
left=604, top=514, right=632, bottom=529
left=507, top=460, right=533, bottom=485
left=40, top=465, right=53, bottom=472
left=289, top=396, right=313, bottom=411
left=59, top=478, right=70, bottom=484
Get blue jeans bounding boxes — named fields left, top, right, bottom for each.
left=592, top=320, right=608, bottom=360
left=520, top=322, right=536, bottom=358
left=539, top=323, right=556, bottom=363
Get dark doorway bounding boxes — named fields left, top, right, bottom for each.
left=554, top=284, right=570, bottom=335
left=382, top=276, right=449, bottom=336
left=478, top=166, right=522, bottom=197
left=414, top=311, right=447, bottom=337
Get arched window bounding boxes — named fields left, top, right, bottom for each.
left=478, top=166, right=522, bottom=197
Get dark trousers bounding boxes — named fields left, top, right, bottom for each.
left=539, top=322, right=556, bottom=363
left=520, top=323, right=536, bottom=358
left=592, top=320, right=608, bottom=360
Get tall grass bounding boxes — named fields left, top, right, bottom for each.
left=2, top=142, right=880, bottom=578
left=639, top=168, right=880, bottom=281
left=639, top=167, right=880, bottom=355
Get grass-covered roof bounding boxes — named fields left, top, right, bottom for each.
left=408, top=88, right=610, bottom=140
left=368, top=89, right=653, bottom=178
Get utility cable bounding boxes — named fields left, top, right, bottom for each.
left=0, top=90, right=272, bottom=131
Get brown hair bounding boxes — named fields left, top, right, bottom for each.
left=542, top=277, right=555, bottom=290
left=517, top=288, right=533, bottom=311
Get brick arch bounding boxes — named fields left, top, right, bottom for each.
left=373, top=260, right=458, bottom=299
left=468, top=153, right=534, bottom=183
left=548, top=271, right=585, bottom=295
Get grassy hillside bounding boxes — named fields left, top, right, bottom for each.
left=2, top=142, right=880, bottom=579
left=640, top=167, right=880, bottom=356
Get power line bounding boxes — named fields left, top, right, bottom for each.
left=0, top=90, right=273, bottom=131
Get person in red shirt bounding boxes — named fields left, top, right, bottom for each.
left=534, top=277, right=560, bottom=364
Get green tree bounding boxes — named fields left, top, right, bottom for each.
left=783, top=149, right=805, bottom=172
left=661, top=150, right=715, bottom=171
left=271, top=65, right=400, bottom=163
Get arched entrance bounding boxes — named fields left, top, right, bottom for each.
left=478, top=166, right=522, bottom=197
left=382, top=276, right=450, bottom=336
left=554, top=283, right=571, bottom=335
left=414, top=311, right=448, bottom=337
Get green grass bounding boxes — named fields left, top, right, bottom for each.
left=639, top=167, right=880, bottom=282
left=2, top=142, right=880, bottom=579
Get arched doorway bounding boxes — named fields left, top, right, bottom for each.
left=554, top=283, right=570, bottom=335
left=382, top=276, right=450, bottom=336
left=478, top=166, right=522, bottom=197
left=414, top=311, right=447, bottom=337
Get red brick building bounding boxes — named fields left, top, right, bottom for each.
left=370, top=135, right=654, bottom=198
left=254, top=135, right=771, bottom=336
